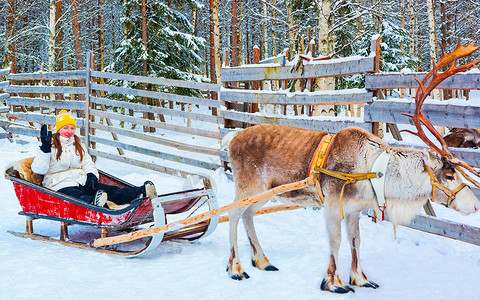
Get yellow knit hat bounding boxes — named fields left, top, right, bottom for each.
left=56, top=110, right=76, bottom=132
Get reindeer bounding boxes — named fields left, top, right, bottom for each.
left=444, top=128, right=480, bottom=148
left=224, top=42, right=480, bottom=293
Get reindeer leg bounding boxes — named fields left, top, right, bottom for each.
left=321, top=203, right=354, bottom=294
left=227, top=206, right=250, bottom=280
left=345, top=212, right=379, bottom=289
left=242, top=199, right=278, bottom=272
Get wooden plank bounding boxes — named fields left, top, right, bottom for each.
left=221, top=55, right=375, bottom=81
left=90, top=96, right=220, bottom=123
left=0, top=92, right=9, bottom=101
left=388, top=141, right=480, bottom=167
left=0, top=68, right=10, bottom=76
left=221, top=110, right=372, bottom=133
left=7, top=97, right=85, bottom=110
left=7, top=70, right=87, bottom=80
left=7, top=126, right=38, bottom=137
left=0, top=93, right=9, bottom=101
left=89, top=149, right=202, bottom=178
left=364, top=100, right=480, bottom=128
left=90, top=109, right=219, bottom=139
left=7, top=113, right=85, bottom=128
left=0, top=132, right=8, bottom=139
left=90, top=135, right=220, bottom=170
left=90, top=122, right=219, bottom=156
left=405, top=214, right=480, bottom=246
left=221, top=88, right=373, bottom=105
left=0, top=81, right=9, bottom=89
left=90, top=83, right=221, bottom=108
left=0, top=107, right=9, bottom=113
left=7, top=85, right=85, bottom=95
left=365, top=72, right=480, bottom=90
left=219, top=127, right=240, bottom=139
left=91, top=70, right=221, bottom=92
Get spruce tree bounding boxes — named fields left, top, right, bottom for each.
left=108, top=0, right=205, bottom=96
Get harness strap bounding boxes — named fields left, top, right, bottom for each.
left=308, top=134, right=378, bottom=219
left=425, top=166, right=467, bottom=207
left=308, top=134, right=335, bottom=204
left=316, top=166, right=378, bottom=219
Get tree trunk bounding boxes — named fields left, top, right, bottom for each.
left=71, top=0, right=82, bottom=70
left=55, top=0, right=64, bottom=72
left=123, top=0, right=130, bottom=74
left=210, top=0, right=220, bottom=116
left=230, top=0, right=240, bottom=68
left=98, top=0, right=105, bottom=71
left=313, top=0, right=335, bottom=117
left=408, top=0, right=416, bottom=66
left=141, top=0, right=153, bottom=132
left=440, top=0, right=452, bottom=99
left=262, top=0, right=268, bottom=58
left=426, top=0, right=441, bottom=101
left=5, top=0, right=16, bottom=72
left=286, top=0, right=295, bottom=58
left=49, top=0, right=56, bottom=72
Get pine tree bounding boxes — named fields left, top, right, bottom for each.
left=108, top=0, right=205, bottom=96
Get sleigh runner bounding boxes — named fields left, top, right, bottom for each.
left=6, top=165, right=219, bottom=256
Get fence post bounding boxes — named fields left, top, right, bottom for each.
left=85, top=52, right=93, bottom=160
left=371, top=35, right=381, bottom=137
left=251, top=46, right=260, bottom=114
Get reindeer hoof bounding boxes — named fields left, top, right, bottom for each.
left=227, top=265, right=250, bottom=280
left=264, top=265, right=279, bottom=271
left=321, top=278, right=354, bottom=294
left=350, top=275, right=379, bottom=289
left=251, top=259, right=279, bottom=271
left=360, top=281, right=379, bottom=289
left=231, top=272, right=250, bottom=280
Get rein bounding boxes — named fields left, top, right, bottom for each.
left=424, top=166, right=467, bottom=208
left=308, top=134, right=378, bottom=219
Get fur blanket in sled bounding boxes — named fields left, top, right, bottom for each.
left=5, top=157, right=44, bottom=185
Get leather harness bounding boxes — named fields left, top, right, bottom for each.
left=307, top=135, right=467, bottom=219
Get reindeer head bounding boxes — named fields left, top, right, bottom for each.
left=402, top=40, right=480, bottom=214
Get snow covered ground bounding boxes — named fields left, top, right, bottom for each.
left=1, top=133, right=480, bottom=300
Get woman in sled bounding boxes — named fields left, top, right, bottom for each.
left=31, top=110, right=157, bottom=208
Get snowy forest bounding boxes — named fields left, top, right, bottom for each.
left=1, top=0, right=480, bottom=85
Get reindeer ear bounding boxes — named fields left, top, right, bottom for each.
left=423, top=149, right=443, bottom=170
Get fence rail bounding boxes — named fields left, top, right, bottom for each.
left=365, top=72, right=480, bottom=90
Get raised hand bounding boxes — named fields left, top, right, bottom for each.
left=39, top=124, right=52, bottom=153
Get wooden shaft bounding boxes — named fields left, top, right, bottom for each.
left=218, top=204, right=301, bottom=223
left=92, top=176, right=314, bottom=248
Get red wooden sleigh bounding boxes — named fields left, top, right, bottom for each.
left=5, top=167, right=219, bottom=257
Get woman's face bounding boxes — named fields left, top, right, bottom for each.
left=58, top=124, right=76, bottom=139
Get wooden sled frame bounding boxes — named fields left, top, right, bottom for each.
left=6, top=168, right=219, bottom=257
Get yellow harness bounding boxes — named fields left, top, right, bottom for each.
left=308, top=134, right=378, bottom=219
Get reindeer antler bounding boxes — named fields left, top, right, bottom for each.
left=401, top=39, right=480, bottom=187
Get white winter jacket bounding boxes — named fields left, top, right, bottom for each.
left=31, top=136, right=99, bottom=191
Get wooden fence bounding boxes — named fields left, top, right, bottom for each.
left=0, top=68, right=10, bottom=139
left=220, top=35, right=381, bottom=139
left=5, top=53, right=222, bottom=178
left=2, top=47, right=480, bottom=246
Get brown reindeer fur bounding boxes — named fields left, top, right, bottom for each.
left=444, top=128, right=480, bottom=148
left=225, top=124, right=479, bottom=293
